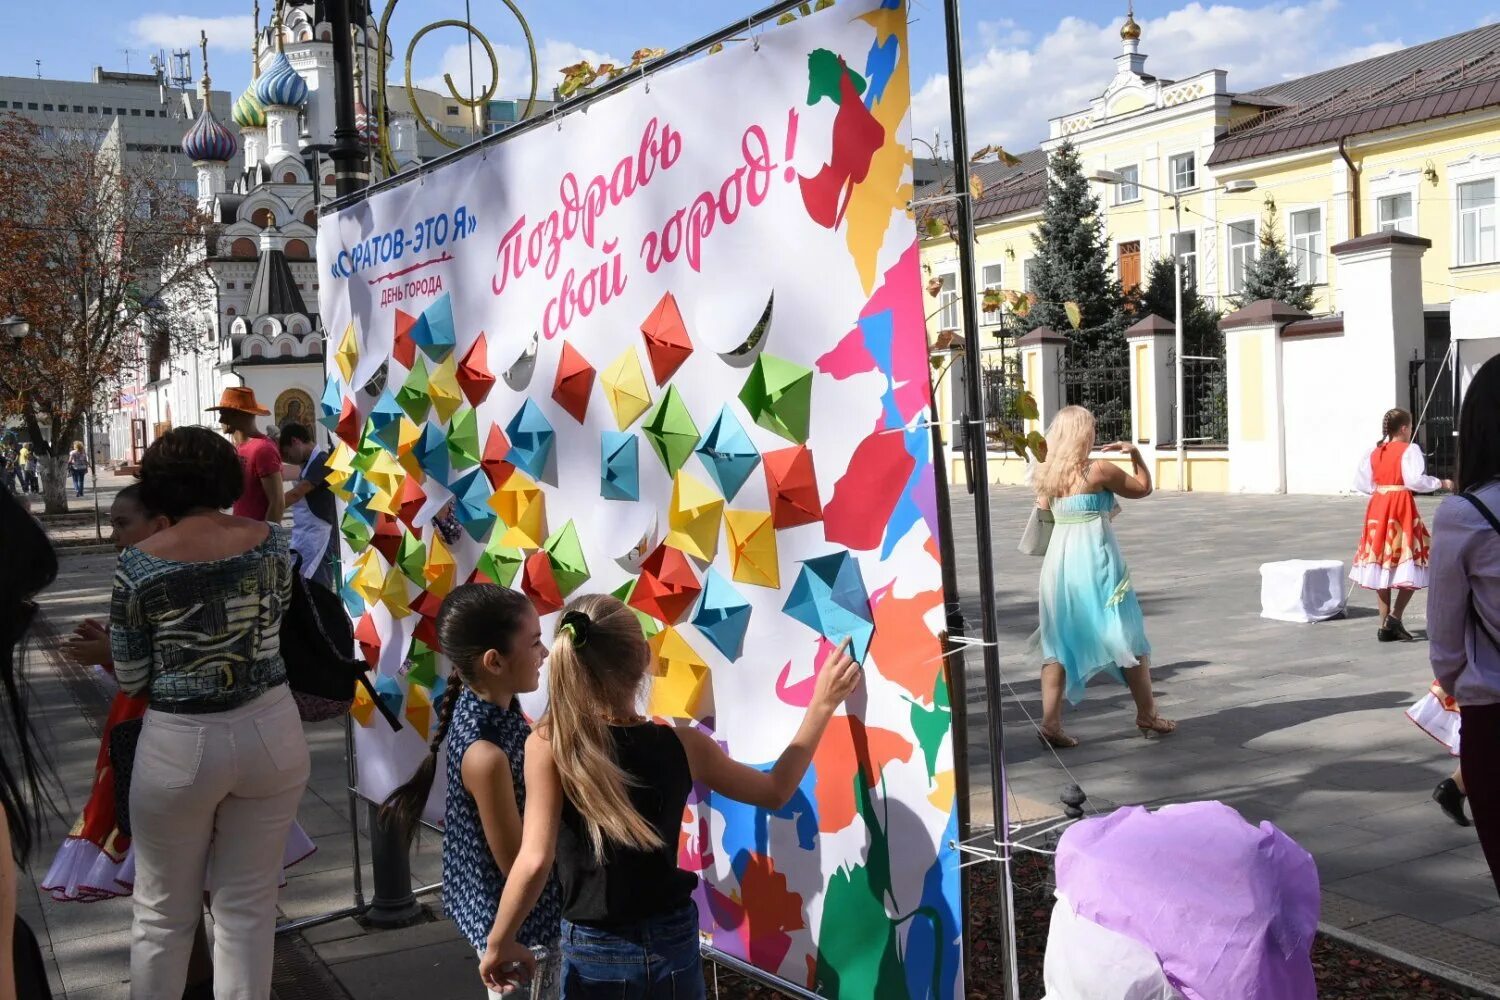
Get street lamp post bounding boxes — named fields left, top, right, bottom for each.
left=1090, top=171, right=1255, bottom=491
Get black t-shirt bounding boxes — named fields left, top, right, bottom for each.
left=301, top=450, right=338, bottom=531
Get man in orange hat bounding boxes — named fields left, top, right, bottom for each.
left=208, top=386, right=285, bottom=523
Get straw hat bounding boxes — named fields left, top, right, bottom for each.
left=207, top=386, right=270, bottom=416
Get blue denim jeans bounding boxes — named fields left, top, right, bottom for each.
left=560, top=903, right=704, bottom=1000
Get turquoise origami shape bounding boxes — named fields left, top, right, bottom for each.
left=345, top=472, right=377, bottom=524
left=340, top=566, right=366, bottom=617
left=504, top=399, right=555, bottom=481
left=782, top=550, right=875, bottom=662
left=691, top=568, right=752, bottom=661
left=415, top=422, right=450, bottom=481
left=318, top=378, right=343, bottom=431
left=373, top=673, right=404, bottom=719
left=600, top=431, right=639, bottom=501
left=369, top=389, right=404, bottom=453
left=448, top=468, right=497, bottom=542
left=409, top=292, right=456, bottom=361
left=694, top=406, right=760, bottom=501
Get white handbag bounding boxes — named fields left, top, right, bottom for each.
left=1019, top=506, right=1054, bottom=556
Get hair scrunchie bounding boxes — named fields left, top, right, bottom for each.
left=559, top=609, right=592, bottom=647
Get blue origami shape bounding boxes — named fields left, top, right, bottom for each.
left=415, top=422, right=450, bottom=482
left=340, top=567, right=366, bottom=617
left=504, top=399, right=555, bottom=480
left=600, top=431, right=639, bottom=501
left=318, top=378, right=343, bottom=431
left=409, top=292, right=456, bottom=361
left=369, top=389, right=405, bottom=453
left=782, top=551, right=875, bottom=662
left=345, top=472, right=377, bottom=524
left=374, top=673, right=404, bottom=719
left=447, top=468, right=497, bottom=542
left=692, top=568, right=752, bottom=661
left=695, top=406, right=760, bottom=501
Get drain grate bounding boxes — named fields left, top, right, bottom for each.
left=272, top=932, right=353, bottom=1000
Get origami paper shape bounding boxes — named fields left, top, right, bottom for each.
left=336, top=323, right=358, bottom=381
left=415, top=423, right=450, bottom=482
left=380, top=564, right=413, bottom=619
left=411, top=589, right=445, bottom=623
left=504, top=399, right=555, bottom=481
left=611, top=579, right=661, bottom=640
left=368, top=389, right=404, bottom=453
left=763, top=445, right=823, bottom=528
left=552, top=342, right=596, bottom=424
left=355, top=613, right=382, bottom=669
left=326, top=442, right=356, bottom=495
left=691, top=569, right=751, bottom=661
left=405, top=680, right=433, bottom=740
left=600, top=431, right=639, bottom=502
left=447, top=468, right=497, bottom=542
left=488, top=472, right=547, bottom=549
left=425, top=534, right=457, bottom=598
left=427, top=356, right=464, bottom=424
left=502, top=331, right=539, bottom=392
left=783, top=551, right=875, bottom=662
left=409, top=292, right=456, bottom=361
left=723, top=510, right=779, bottom=589
left=648, top=627, right=710, bottom=720
left=350, top=680, right=376, bottom=727
left=481, top=426, right=514, bottom=490
left=666, top=471, right=723, bottom=562
left=350, top=550, right=386, bottom=605
left=341, top=507, right=373, bottom=551
left=643, top=386, right=699, bottom=477
left=448, top=406, right=481, bottom=470
left=364, top=449, right=406, bottom=503
left=640, top=291, right=693, bottom=384
left=370, top=514, right=403, bottom=565
left=629, top=544, right=702, bottom=624
left=396, top=475, right=427, bottom=530
left=600, top=347, right=652, bottom=430
left=476, top=536, right=524, bottom=587
left=319, top=378, right=344, bottom=431
left=396, top=357, right=432, bottom=424
left=695, top=406, right=760, bottom=501
left=393, top=309, right=418, bottom=369
left=739, top=354, right=813, bottom=444
left=374, top=672, right=404, bottom=720
left=335, top=397, right=362, bottom=448
left=521, top=550, right=564, bottom=614
left=340, top=566, right=367, bottom=618
left=543, top=520, right=589, bottom=597
left=397, top=531, right=426, bottom=584
left=405, top=640, right=438, bottom=688
left=457, top=332, right=496, bottom=406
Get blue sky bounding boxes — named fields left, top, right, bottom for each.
left=0, top=0, right=1493, bottom=150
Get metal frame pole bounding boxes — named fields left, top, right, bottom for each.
left=1172, top=195, right=1185, bottom=491
left=941, top=1, right=1021, bottom=998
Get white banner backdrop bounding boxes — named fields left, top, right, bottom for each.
left=318, top=2, right=960, bottom=995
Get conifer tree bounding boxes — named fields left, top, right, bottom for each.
left=1232, top=200, right=1317, bottom=312
left=1139, top=255, right=1227, bottom=441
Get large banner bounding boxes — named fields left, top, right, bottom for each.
left=317, top=1, right=959, bottom=995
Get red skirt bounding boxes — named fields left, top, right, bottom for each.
left=1351, top=489, right=1430, bottom=590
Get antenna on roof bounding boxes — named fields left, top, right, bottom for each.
left=170, top=48, right=193, bottom=90
left=34, top=59, right=40, bottom=79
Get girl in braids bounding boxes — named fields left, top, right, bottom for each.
left=1353, top=407, right=1451, bottom=641
left=381, top=584, right=563, bottom=998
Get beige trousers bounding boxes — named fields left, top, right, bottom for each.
left=129, top=685, right=310, bottom=1000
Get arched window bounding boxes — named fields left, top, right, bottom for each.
left=319, top=27, right=332, bottom=40
left=303, top=209, right=316, bottom=226
left=250, top=207, right=274, bottom=228
left=230, top=237, right=257, bottom=257
left=282, top=171, right=297, bottom=184
left=284, top=239, right=310, bottom=259
left=248, top=342, right=264, bottom=357
left=278, top=341, right=295, bottom=357
left=307, top=337, right=323, bottom=354
left=226, top=306, right=236, bottom=316
left=323, top=173, right=335, bottom=186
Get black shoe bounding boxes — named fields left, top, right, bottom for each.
left=1387, top=618, right=1415, bottom=641
left=1377, top=623, right=1398, bottom=642
left=1434, top=778, right=1471, bottom=827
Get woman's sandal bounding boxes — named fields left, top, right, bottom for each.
left=1135, top=714, right=1177, bottom=739
left=1037, top=726, right=1080, bottom=749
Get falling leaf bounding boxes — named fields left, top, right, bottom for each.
left=969, top=144, right=993, bottom=163
left=1018, top=393, right=1040, bottom=421
left=709, top=42, right=724, bottom=54
left=799, top=1, right=814, bottom=14
left=969, top=172, right=984, bottom=200
left=1027, top=430, right=1048, bottom=462
left=815, top=0, right=835, bottom=8
left=923, top=217, right=949, bottom=239
left=997, top=147, right=1022, bottom=167
left=1064, top=301, right=1082, bottom=329
left=777, top=11, right=797, bottom=23
left=631, top=47, right=667, bottom=64
left=926, top=276, right=943, bottom=298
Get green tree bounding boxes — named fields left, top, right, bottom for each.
left=1139, top=255, right=1227, bottom=442
left=1232, top=199, right=1316, bottom=312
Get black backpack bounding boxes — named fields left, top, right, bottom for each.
left=282, top=557, right=368, bottom=721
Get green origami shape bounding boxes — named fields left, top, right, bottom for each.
left=397, top=357, right=432, bottom=423
left=448, top=406, right=481, bottom=471
left=611, top=579, right=661, bottom=640
left=642, top=385, right=699, bottom=476
left=397, top=531, right=426, bottom=584
left=406, top=640, right=438, bottom=687
left=341, top=508, right=372, bottom=550
left=739, top=354, right=812, bottom=444
left=477, top=538, right=523, bottom=587
left=543, top=519, right=589, bottom=597
left=352, top=422, right=382, bottom=472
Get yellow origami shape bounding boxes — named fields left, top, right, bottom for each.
left=326, top=442, right=357, bottom=499
left=600, top=347, right=652, bottom=431
left=723, top=509, right=779, bottom=589
left=350, top=681, right=376, bottom=727
left=648, top=627, right=710, bottom=720
left=350, top=549, right=386, bottom=605
left=379, top=564, right=413, bottom=619
left=428, top=355, right=464, bottom=424
left=396, top=417, right=423, bottom=456
left=424, top=534, right=457, bottom=598
left=364, top=450, right=406, bottom=515
left=487, top=471, right=548, bottom=550
left=405, top=681, right=433, bottom=740
left=665, top=471, right=723, bottom=562
left=336, top=323, right=359, bottom=382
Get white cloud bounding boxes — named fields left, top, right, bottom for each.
left=412, top=38, right=623, bottom=101
left=130, top=14, right=255, bottom=54
left=913, top=1, right=1405, bottom=152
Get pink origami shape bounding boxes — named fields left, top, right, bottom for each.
left=640, top=291, right=693, bottom=385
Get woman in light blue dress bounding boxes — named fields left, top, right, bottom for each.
left=1031, top=406, right=1176, bottom=748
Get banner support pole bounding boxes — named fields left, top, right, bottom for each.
left=940, top=1, right=1022, bottom=998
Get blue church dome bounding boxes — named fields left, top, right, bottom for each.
left=254, top=52, right=308, bottom=109
left=183, top=104, right=238, bottom=163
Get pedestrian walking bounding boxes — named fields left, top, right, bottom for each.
left=1351, top=407, right=1450, bottom=641
left=67, top=441, right=89, bottom=498
left=1405, top=681, right=1470, bottom=826
left=1430, top=354, right=1500, bottom=896
left=479, top=594, right=861, bottom=998
left=111, top=427, right=308, bottom=999
left=1028, top=405, right=1175, bottom=748
left=207, top=387, right=285, bottom=524
left=277, top=423, right=338, bottom=590
left=381, top=584, right=564, bottom=999
left=18, top=443, right=37, bottom=494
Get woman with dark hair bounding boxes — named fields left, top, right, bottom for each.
left=112, top=426, right=308, bottom=998
left=1430, top=354, right=1500, bottom=895
left=0, top=485, right=59, bottom=999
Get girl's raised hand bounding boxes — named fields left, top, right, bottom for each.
left=811, top=638, right=861, bottom=713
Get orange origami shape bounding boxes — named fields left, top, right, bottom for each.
left=640, top=291, right=693, bottom=385
left=628, top=544, right=702, bottom=624
left=457, top=333, right=496, bottom=406
left=335, top=397, right=362, bottom=448
left=396, top=476, right=427, bottom=531
left=763, top=444, right=823, bottom=529
left=552, top=342, right=596, bottom=424
left=481, top=425, right=515, bottom=490
left=521, top=549, right=564, bottom=614
left=393, top=309, right=418, bottom=369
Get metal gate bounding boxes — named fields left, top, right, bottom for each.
left=1410, top=352, right=1457, bottom=481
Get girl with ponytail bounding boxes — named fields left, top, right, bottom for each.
left=479, top=593, right=862, bottom=998
left=380, top=584, right=563, bottom=998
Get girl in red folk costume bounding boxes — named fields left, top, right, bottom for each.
left=1352, top=408, right=1451, bottom=642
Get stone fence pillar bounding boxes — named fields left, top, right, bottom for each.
left=1221, top=299, right=1310, bottom=493
left=1125, top=313, right=1174, bottom=449
left=1017, top=326, right=1068, bottom=437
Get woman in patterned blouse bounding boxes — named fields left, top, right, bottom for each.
left=110, top=426, right=308, bottom=1000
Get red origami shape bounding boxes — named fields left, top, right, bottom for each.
left=457, top=332, right=496, bottom=406
left=335, top=397, right=362, bottom=448
left=393, top=309, right=418, bottom=369
left=551, top=342, right=596, bottom=424
left=396, top=476, right=427, bottom=532
left=411, top=588, right=444, bottom=620
left=640, top=291, right=693, bottom=385
left=628, top=544, right=702, bottom=624
left=481, top=425, right=515, bottom=490
left=521, top=550, right=564, bottom=614
left=354, top=613, right=382, bottom=668
left=370, top=514, right=402, bottom=564
left=763, top=445, right=823, bottom=528
left=412, top=613, right=441, bottom=650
